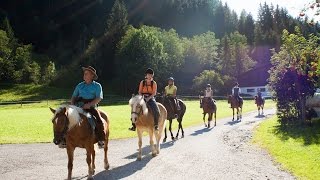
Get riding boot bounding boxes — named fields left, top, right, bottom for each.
left=154, top=114, right=159, bottom=131
left=87, top=108, right=105, bottom=142
left=173, top=99, right=178, bottom=118
left=128, top=123, right=136, bottom=131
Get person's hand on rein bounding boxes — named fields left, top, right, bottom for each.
left=83, top=103, right=91, bottom=109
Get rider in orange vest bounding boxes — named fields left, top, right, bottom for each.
left=129, top=68, right=160, bottom=131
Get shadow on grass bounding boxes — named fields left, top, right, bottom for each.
left=273, top=119, right=320, bottom=145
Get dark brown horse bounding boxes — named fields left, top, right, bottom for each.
left=228, top=95, right=243, bottom=121
left=156, top=95, right=186, bottom=142
left=50, top=105, right=110, bottom=180
left=201, top=97, right=217, bottom=128
left=254, top=95, right=265, bottom=115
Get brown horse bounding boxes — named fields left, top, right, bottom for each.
left=50, top=105, right=109, bottom=180
left=129, top=95, right=167, bottom=160
left=156, top=95, right=186, bottom=142
left=201, top=97, right=217, bottom=128
left=254, top=95, right=265, bottom=115
left=228, top=95, right=243, bottom=121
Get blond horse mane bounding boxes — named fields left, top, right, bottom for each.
left=129, top=95, right=148, bottom=115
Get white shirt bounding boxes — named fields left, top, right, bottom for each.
left=205, top=89, right=213, bottom=97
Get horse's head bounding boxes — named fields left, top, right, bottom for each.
left=129, top=95, right=148, bottom=123
left=50, top=106, right=69, bottom=145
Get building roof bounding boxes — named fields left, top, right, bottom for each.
left=238, top=63, right=271, bottom=87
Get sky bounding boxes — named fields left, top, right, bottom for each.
left=220, top=0, right=319, bottom=21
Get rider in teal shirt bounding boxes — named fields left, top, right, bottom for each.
left=72, top=81, right=103, bottom=107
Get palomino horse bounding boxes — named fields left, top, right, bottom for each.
left=201, top=97, right=217, bottom=128
left=228, top=95, right=243, bottom=121
left=156, top=95, right=186, bottom=142
left=255, top=95, right=265, bottom=115
left=50, top=105, right=109, bottom=180
left=129, top=95, right=167, bottom=160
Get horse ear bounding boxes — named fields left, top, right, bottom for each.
left=61, top=107, right=67, bottom=114
left=49, top=107, right=56, bottom=114
left=132, top=94, right=135, bottom=98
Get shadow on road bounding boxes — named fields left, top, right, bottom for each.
left=93, top=155, right=153, bottom=180
left=254, top=114, right=266, bottom=118
left=190, top=127, right=213, bottom=136
left=225, top=119, right=241, bottom=126
left=124, top=141, right=175, bottom=160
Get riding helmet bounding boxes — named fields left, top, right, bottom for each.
left=168, top=77, right=174, bottom=81
left=145, top=68, right=154, bottom=75
left=207, top=84, right=211, bottom=87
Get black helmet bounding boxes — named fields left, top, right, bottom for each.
left=168, top=77, right=174, bottom=81
left=206, top=84, right=211, bottom=87
left=145, top=68, right=154, bottom=75
left=235, top=82, right=239, bottom=86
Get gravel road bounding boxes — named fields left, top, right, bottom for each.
left=0, top=109, right=294, bottom=180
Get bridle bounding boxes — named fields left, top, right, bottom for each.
left=131, top=104, right=143, bottom=116
left=54, top=115, right=69, bottom=140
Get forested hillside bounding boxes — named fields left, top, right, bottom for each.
left=0, top=0, right=319, bottom=95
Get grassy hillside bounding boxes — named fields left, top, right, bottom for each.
left=0, top=84, right=72, bottom=101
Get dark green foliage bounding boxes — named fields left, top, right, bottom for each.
left=268, top=28, right=320, bottom=124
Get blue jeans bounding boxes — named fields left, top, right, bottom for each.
left=147, top=97, right=160, bottom=127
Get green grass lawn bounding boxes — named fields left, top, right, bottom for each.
left=253, top=116, right=320, bottom=180
left=0, top=99, right=275, bottom=144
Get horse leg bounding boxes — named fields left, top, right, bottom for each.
left=149, top=130, right=157, bottom=157
left=232, top=108, right=235, bottom=121
left=262, top=105, right=264, bottom=115
left=137, top=129, right=143, bottom=161
left=66, top=146, right=75, bottom=180
left=176, top=120, right=180, bottom=139
left=163, top=126, right=167, bottom=143
left=203, top=113, right=207, bottom=127
left=237, top=108, right=239, bottom=120
left=104, top=130, right=110, bottom=170
left=214, top=111, right=217, bottom=126
left=258, top=106, right=260, bottom=116
left=169, top=119, right=174, bottom=141
left=208, top=113, right=212, bottom=128
left=86, top=147, right=94, bottom=179
left=92, top=146, right=96, bottom=175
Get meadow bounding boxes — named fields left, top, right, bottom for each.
left=0, top=99, right=275, bottom=144
left=253, top=116, right=320, bottom=180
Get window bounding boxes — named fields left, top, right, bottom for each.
left=247, top=89, right=255, bottom=93
left=259, top=88, right=266, bottom=92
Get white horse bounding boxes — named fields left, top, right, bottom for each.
left=129, top=95, right=167, bottom=160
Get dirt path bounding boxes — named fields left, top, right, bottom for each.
left=0, top=109, right=294, bottom=180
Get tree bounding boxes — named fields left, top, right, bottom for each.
left=192, top=70, right=224, bottom=94
left=268, top=27, right=320, bottom=124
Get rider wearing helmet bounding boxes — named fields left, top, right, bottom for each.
left=129, top=68, right=160, bottom=131
left=164, top=77, right=179, bottom=118
left=204, top=84, right=215, bottom=108
left=232, top=82, right=242, bottom=106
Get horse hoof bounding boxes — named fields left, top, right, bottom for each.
left=104, top=163, right=110, bottom=170
left=87, top=176, right=93, bottom=180
left=171, top=137, right=175, bottom=141
left=181, top=135, right=184, bottom=138
left=163, top=139, right=167, bottom=143
left=152, top=153, right=157, bottom=157
left=137, top=157, right=142, bottom=161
